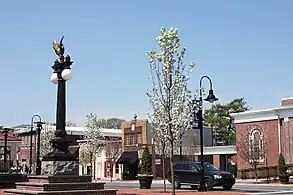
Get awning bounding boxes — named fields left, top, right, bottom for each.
left=117, top=151, right=138, bottom=164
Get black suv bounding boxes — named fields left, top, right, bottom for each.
left=168, top=161, right=235, bottom=191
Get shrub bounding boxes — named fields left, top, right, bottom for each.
left=278, top=153, right=287, bottom=175
left=140, top=147, right=152, bottom=175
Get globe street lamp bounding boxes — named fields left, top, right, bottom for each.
left=29, top=114, right=42, bottom=174
left=194, top=75, right=218, bottom=191
left=42, top=36, right=77, bottom=165
left=35, top=121, right=45, bottom=175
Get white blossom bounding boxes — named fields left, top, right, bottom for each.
left=79, top=113, right=104, bottom=167
left=147, top=27, right=197, bottom=194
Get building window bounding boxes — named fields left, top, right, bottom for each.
left=249, top=129, right=264, bottom=162
left=137, top=133, right=142, bottom=144
left=125, top=133, right=136, bottom=146
left=126, top=135, right=131, bottom=146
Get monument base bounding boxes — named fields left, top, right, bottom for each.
left=41, top=161, right=79, bottom=175
left=4, top=175, right=117, bottom=195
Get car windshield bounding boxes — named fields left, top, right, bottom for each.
left=198, top=163, right=219, bottom=171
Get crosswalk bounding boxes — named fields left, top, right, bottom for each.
left=251, top=191, right=293, bottom=195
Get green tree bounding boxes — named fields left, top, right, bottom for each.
left=278, top=153, right=287, bottom=175
left=140, top=147, right=152, bottom=175
left=204, top=98, right=250, bottom=145
left=90, top=118, right=124, bottom=129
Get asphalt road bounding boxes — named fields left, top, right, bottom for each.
left=104, top=181, right=293, bottom=195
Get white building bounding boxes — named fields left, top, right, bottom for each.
left=78, top=128, right=123, bottom=181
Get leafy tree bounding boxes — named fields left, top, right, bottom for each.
left=204, top=98, right=250, bottom=145
left=147, top=27, right=195, bottom=195
left=104, top=138, right=122, bottom=182
left=278, top=153, right=287, bottom=175
left=80, top=113, right=104, bottom=178
left=66, top=121, right=78, bottom=127
left=140, top=147, right=152, bottom=175
left=236, top=130, right=269, bottom=182
left=93, top=118, right=125, bottom=129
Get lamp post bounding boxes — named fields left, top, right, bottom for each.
left=3, top=128, right=9, bottom=169
left=197, top=75, right=218, bottom=191
left=29, top=114, right=42, bottom=174
left=35, top=121, right=45, bottom=175
left=42, top=36, right=76, bottom=162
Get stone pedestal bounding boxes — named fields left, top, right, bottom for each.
left=4, top=175, right=117, bottom=195
left=41, top=161, right=79, bottom=175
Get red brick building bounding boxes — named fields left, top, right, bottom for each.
left=231, top=97, right=293, bottom=178
left=12, top=124, right=83, bottom=172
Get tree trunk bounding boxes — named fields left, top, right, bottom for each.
left=93, top=158, right=96, bottom=180
left=254, top=168, right=258, bottom=183
left=111, top=162, right=113, bottom=182
left=170, top=141, right=175, bottom=195
left=162, top=154, right=166, bottom=192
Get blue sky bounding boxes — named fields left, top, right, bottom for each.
left=0, top=0, right=292, bottom=126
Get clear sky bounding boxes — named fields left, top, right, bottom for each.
left=0, top=0, right=292, bottom=126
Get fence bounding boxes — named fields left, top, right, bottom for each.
left=237, top=165, right=293, bottom=179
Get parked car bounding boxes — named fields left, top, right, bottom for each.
left=168, top=161, right=235, bottom=191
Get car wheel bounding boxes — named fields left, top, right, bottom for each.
left=222, top=185, right=233, bottom=190
left=204, top=178, right=213, bottom=191
left=174, top=178, right=181, bottom=189
left=190, top=185, right=198, bottom=190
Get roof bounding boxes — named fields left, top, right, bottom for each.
left=0, top=133, right=21, bottom=141
left=13, top=125, right=122, bottom=137
left=230, top=105, right=293, bottom=124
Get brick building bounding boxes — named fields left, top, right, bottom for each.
left=117, top=119, right=236, bottom=179
left=117, top=119, right=153, bottom=179
left=231, top=97, right=293, bottom=178
left=12, top=124, right=83, bottom=172
left=0, top=129, right=21, bottom=167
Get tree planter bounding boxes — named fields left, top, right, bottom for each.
left=279, top=175, right=290, bottom=184
left=138, top=174, right=154, bottom=189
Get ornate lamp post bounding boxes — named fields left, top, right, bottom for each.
left=29, top=114, right=42, bottom=174
left=42, top=37, right=77, bottom=175
left=35, top=121, right=45, bottom=175
left=191, top=76, right=218, bottom=191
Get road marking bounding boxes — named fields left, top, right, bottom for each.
left=251, top=191, right=293, bottom=195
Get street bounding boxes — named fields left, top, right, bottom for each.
left=104, top=180, right=293, bottom=195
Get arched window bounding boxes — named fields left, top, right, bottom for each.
left=249, top=128, right=264, bottom=162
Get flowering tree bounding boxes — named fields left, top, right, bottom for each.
left=104, top=138, right=122, bottom=182
left=40, top=130, right=54, bottom=158
left=150, top=107, right=170, bottom=192
left=236, top=130, right=269, bottom=182
left=183, top=135, right=198, bottom=161
left=79, top=113, right=104, bottom=177
left=147, top=27, right=195, bottom=195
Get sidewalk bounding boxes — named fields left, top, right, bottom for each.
left=117, top=188, right=248, bottom=195
left=0, top=189, right=248, bottom=195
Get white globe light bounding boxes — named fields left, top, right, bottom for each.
left=50, top=73, right=58, bottom=84
left=61, top=69, right=72, bottom=81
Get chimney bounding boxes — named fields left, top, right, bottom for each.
left=281, top=97, right=293, bottom=107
